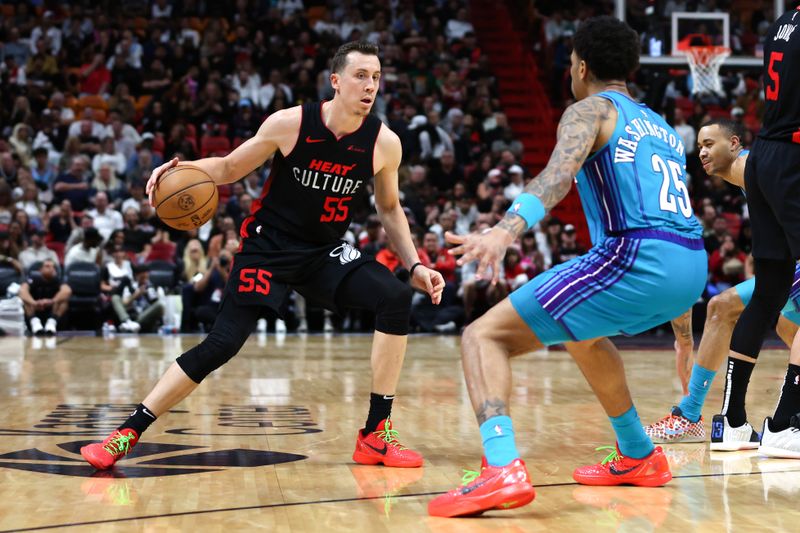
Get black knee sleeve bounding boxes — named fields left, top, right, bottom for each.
left=175, top=297, right=259, bottom=382
left=176, top=328, right=248, bottom=383
left=374, top=282, right=412, bottom=335
left=730, top=258, right=796, bottom=358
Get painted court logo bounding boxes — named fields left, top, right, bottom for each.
left=0, top=404, right=318, bottom=478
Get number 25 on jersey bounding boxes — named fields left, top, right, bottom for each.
left=652, top=154, right=693, bottom=218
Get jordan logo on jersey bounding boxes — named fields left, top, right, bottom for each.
left=775, top=24, right=796, bottom=42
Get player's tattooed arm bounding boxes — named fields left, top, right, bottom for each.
left=497, top=96, right=612, bottom=238
left=476, top=398, right=508, bottom=424
left=670, top=308, right=693, bottom=346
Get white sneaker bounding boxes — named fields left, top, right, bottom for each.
left=709, top=414, right=760, bottom=451
left=323, top=317, right=334, bottom=333
left=275, top=319, right=287, bottom=334
left=30, top=317, right=43, bottom=336
left=120, top=319, right=141, bottom=333
left=256, top=318, right=267, bottom=333
left=44, top=318, right=57, bottom=335
left=433, top=321, right=457, bottom=333
left=297, top=318, right=308, bottom=333
left=759, top=416, right=800, bottom=459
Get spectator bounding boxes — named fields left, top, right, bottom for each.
left=0, top=231, right=22, bottom=274
left=519, top=231, right=546, bottom=277
left=121, top=181, right=147, bottom=214
left=18, top=259, right=71, bottom=336
left=454, top=195, right=480, bottom=235
left=19, top=230, right=59, bottom=271
left=709, top=234, right=747, bottom=292
left=88, top=191, right=124, bottom=241
left=181, top=250, right=231, bottom=333
left=704, top=216, right=729, bottom=254
left=48, top=201, right=77, bottom=244
left=112, top=264, right=164, bottom=333
left=504, top=246, right=529, bottom=290
left=53, top=157, right=92, bottom=212
left=428, top=150, right=464, bottom=193
left=101, top=245, right=134, bottom=294
left=65, top=226, right=102, bottom=267
left=92, top=137, right=127, bottom=177
left=67, top=108, right=106, bottom=139
left=446, top=8, right=475, bottom=42
left=673, top=108, right=696, bottom=157
left=91, top=164, right=127, bottom=206
left=504, top=164, right=526, bottom=200
left=9, top=124, right=34, bottom=168
left=553, top=224, right=584, bottom=265
left=182, top=239, right=208, bottom=282
left=419, top=231, right=457, bottom=284
left=30, top=147, right=57, bottom=191
left=418, top=110, right=455, bottom=161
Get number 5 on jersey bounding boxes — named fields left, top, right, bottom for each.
left=653, top=154, right=693, bottom=218
left=321, top=196, right=353, bottom=222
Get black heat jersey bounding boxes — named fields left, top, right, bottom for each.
left=760, top=6, right=800, bottom=143
left=248, top=101, right=382, bottom=244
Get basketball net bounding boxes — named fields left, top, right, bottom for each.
left=681, top=46, right=730, bottom=97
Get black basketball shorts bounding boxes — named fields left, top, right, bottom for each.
left=744, top=138, right=800, bottom=260
left=224, top=221, right=373, bottom=315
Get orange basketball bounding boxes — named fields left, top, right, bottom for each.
left=153, top=164, right=219, bottom=231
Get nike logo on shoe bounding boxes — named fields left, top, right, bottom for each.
left=609, top=464, right=638, bottom=476
left=365, top=442, right=388, bottom=455
left=306, top=136, right=325, bottom=143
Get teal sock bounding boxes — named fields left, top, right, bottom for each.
left=609, top=405, right=654, bottom=459
left=479, top=416, right=520, bottom=467
left=678, top=364, right=717, bottom=423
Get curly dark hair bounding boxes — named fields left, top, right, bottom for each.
left=701, top=118, right=746, bottom=143
left=331, top=41, right=380, bottom=73
left=573, top=16, right=640, bottom=82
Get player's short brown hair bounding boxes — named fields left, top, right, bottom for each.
left=331, top=41, right=380, bottom=73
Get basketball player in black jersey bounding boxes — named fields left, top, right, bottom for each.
left=728, top=3, right=800, bottom=458
left=81, top=41, right=445, bottom=470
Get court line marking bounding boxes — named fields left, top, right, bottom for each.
left=5, top=466, right=800, bottom=532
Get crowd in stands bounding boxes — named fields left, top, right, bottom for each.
left=0, top=0, right=777, bottom=335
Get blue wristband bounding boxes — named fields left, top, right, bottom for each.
left=507, top=193, right=546, bottom=230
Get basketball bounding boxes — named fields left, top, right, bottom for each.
left=153, top=164, right=219, bottom=230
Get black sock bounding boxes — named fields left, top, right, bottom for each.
left=720, top=357, right=755, bottom=427
left=118, top=403, right=157, bottom=436
left=772, top=364, right=800, bottom=431
left=363, top=393, right=394, bottom=434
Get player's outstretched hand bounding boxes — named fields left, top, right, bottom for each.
left=146, top=157, right=180, bottom=206
left=411, top=265, right=445, bottom=305
left=674, top=340, right=694, bottom=396
left=445, top=228, right=514, bottom=285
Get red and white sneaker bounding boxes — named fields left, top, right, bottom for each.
left=80, top=428, right=139, bottom=470
left=353, top=418, right=423, bottom=468
left=573, top=445, right=672, bottom=487
left=428, top=457, right=535, bottom=517
left=644, top=406, right=705, bottom=444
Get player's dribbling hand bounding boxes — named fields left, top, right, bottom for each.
left=445, top=228, right=514, bottom=285
left=674, top=340, right=694, bottom=396
left=411, top=265, right=445, bottom=305
left=146, top=157, right=180, bottom=206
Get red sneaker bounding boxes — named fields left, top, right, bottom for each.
left=353, top=419, right=423, bottom=468
left=428, top=458, right=536, bottom=518
left=572, top=445, right=672, bottom=487
left=80, top=428, right=139, bottom=470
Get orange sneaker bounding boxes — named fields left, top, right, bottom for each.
left=80, top=428, right=139, bottom=470
left=573, top=445, right=672, bottom=487
left=352, top=418, right=423, bottom=468
left=428, top=458, right=536, bottom=518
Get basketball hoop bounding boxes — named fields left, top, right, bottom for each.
left=681, top=46, right=730, bottom=97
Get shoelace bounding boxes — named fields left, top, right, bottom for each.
left=375, top=428, right=408, bottom=451
left=596, top=445, right=623, bottom=465
left=460, top=469, right=481, bottom=486
left=103, top=431, right=136, bottom=457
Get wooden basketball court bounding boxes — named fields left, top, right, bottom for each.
left=1, top=333, right=799, bottom=531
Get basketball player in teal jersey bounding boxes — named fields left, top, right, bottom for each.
left=645, top=119, right=800, bottom=454
left=428, top=17, right=707, bottom=518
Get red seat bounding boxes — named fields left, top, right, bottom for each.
left=45, top=241, right=66, bottom=264
left=146, top=242, right=177, bottom=262
left=200, top=135, right=231, bottom=157
left=722, top=212, right=742, bottom=240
